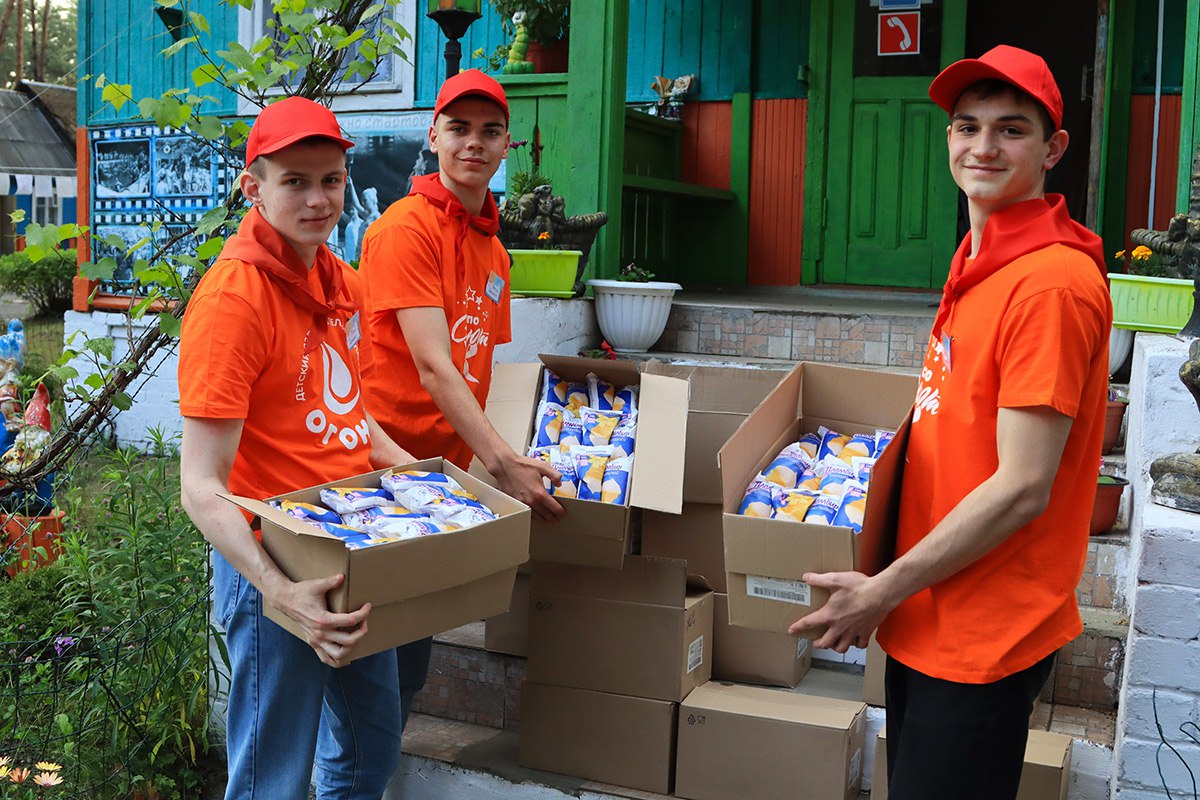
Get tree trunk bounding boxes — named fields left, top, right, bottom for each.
left=0, top=0, right=16, bottom=77
left=36, top=0, right=50, bottom=81
left=13, top=0, right=22, bottom=84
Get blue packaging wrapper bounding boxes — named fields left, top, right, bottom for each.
left=771, top=488, right=817, bottom=522
left=582, top=407, right=623, bottom=447
left=832, top=485, right=867, bottom=532
left=541, top=369, right=570, bottom=407
left=558, top=413, right=584, bottom=449
left=738, top=479, right=779, bottom=518
left=318, top=487, right=393, bottom=514
left=600, top=456, right=632, bottom=505
left=803, top=493, right=841, bottom=525
left=274, top=500, right=341, bottom=525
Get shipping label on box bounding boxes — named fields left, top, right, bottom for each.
left=221, top=458, right=530, bottom=662
left=719, top=362, right=917, bottom=636
left=675, top=681, right=867, bottom=800
left=519, top=681, right=678, bottom=795
left=527, top=556, right=713, bottom=702
left=479, top=355, right=689, bottom=569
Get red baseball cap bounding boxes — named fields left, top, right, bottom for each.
left=245, top=97, right=355, bottom=168
left=929, top=45, right=1063, bottom=130
left=433, top=69, right=509, bottom=124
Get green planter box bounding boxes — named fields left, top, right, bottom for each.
left=509, top=249, right=582, bottom=298
left=1109, top=274, right=1195, bottom=334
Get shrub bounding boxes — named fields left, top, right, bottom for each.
left=0, top=248, right=76, bottom=317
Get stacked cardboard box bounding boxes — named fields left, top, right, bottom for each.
left=519, top=556, right=714, bottom=793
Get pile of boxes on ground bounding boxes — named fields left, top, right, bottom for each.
left=227, top=356, right=1075, bottom=799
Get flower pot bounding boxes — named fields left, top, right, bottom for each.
left=588, top=279, right=682, bottom=354
left=509, top=249, right=582, bottom=298
left=526, top=38, right=569, bottom=73
left=1108, top=326, right=1133, bottom=376
left=1101, top=399, right=1127, bottom=455
left=1, top=509, right=65, bottom=575
left=1109, top=273, right=1195, bottom=334
left=1090, top=478, right=1128, bottom=536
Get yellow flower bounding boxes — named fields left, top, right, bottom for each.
left=9, top=766, right=29, bottom=783
left=33, top=771, right=64, bottom=787
left=35, top=761, right=63, bottom=772
left=1114, top=250, right=1125, bottom=260
left=0, top=765, right=9, bottom=779
left=1131, top=245, right=1153, bottom=260
left=537, top=231, right=551, bottom=241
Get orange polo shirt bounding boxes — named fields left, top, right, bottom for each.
left=877, top=243, right=1112, bottom=683
left=358, top=193, right=511, bottom=469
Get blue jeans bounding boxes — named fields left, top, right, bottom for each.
left=214, top=552, right=403, bottom=800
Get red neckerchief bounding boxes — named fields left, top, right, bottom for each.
left=932, top=194, right=1106, bottom=339
left=218, top=207, right=355, bottom=354
left=408, top=173, right=500, bottom=282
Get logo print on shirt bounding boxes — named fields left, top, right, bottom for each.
left=913, top=334, right=947, bottom=424
left=320, top=342, right=360, bottom=415
left=450, top=286, right=491, bottom=385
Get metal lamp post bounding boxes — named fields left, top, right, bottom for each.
left=427, top=0, right=483, bottom=79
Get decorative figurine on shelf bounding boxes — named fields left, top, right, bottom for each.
left=503, top=11, right=535, bottom=74
left=650, top=74, right=696, bottom=120
left=3, top=383, right=52, bottom=473
left=0, top=372, right=22, bottom=434
left=0, top=319, right=26, bottom=375
left=499, top=184, right=608, bottom=297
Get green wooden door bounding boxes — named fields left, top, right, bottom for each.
left=822, top=1, right=965, bottom=288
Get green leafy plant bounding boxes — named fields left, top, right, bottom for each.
left=1112, top=244, right=1189, bottom=279
left=616, top=261, right=655, bottom=282
left=0, top=249, right=76, bottom=318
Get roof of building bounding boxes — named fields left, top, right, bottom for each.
left=17, top=81, right=76, bottom=140
left=0, top=88, right=75, bottom=177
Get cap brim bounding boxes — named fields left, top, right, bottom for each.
left=250, top=131, right=355, bottom=164
left=928, top=59, right=1013, bottom=115
left=434, top=89, right=509, bottom=122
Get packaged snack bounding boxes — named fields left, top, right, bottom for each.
left=609, top=412, right=637, bottom=459
left=795, top=432, right=822, bottom=461
left=772, top=489, right=817, bottom=523
left=777, top=441, right=816, bottom=470
left=587, top=373, right=639, bottom=415
left=548, top=447, right=580, bottom=499
left=533, top=401, right=564, bottom=447
left=875, top=429, right=896, bottom=457
left=339, top=506, right=421, bottom=531
left=581, top=407, right=623, bottom=447
left=738, top=479, right=779, bottom=518
left=803, top=493, right=841, bottom=525
left=365, top=516, right=452, bottom=539
left=838, top=434, right=875, bottom=463
left=393, top=483, right=486, bottom=514
left=317, top=522, right=375, bottom=545
left=572, top=446, right=613, bottom=501
left=541, top=369, right=570, bottom=407
left=600, top=456, right=633, bottom=505
left=274, top=500, right=341, bottom=525
left=832, top=485, right=867, bottom=532
left=380, top=469, right=463, bottom=497
left=565, top=382, right=590, bottom=416
left=816, top=426, right=850, bottom=461
left=319, top=487, right=393, bottom=515
left=851, top=456, right=876, bottom=486
left=439, top=505, right=499, bottom=529
left=797, top=469, right=822, bottom=493
left=558, top=413, right=584, bottom=449
left=761, top=453, right=807, bottom=489
left=818, top=471, right=852, bottom=495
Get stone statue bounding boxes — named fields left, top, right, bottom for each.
left=499, top=184, right=608, bottom=296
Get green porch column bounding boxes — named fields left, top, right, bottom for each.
left=562, top=0, right=629, bottom=281
left=1178, top=0, right=1200, bottom=212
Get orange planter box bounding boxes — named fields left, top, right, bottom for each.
left=1, top=510, right=65, bottom=575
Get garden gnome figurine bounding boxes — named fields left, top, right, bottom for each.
left=0, top=319, right=26, bottom=374
left=3, top=383, right=52, bottom=472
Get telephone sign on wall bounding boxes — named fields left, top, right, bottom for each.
left=878, top=12, right=921, bottom=56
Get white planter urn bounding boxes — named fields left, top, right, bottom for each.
left=1109, top=326, right=1134, bottom=377
left=588, top=279, right=682, bottom=354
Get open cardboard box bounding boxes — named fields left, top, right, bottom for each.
left=222, top=458, right=530, bottom=662
left=527, top=555, right=713, bottom=702
left=719, top=362, right=917, bottom=636
left=478, top=354, right=689, bottom=569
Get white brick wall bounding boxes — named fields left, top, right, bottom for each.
left=64, top=299, right=599, bottom=449
left=1113, top=334, right=1200, bottom=798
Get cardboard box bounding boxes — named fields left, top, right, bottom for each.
left=720, top=362, right=917, bottom=635
left=483, top=571, right=530, bottom=656
left=712, top=593, right=811, bottom=688
left=675, top=681, right=867, bottom=800
left=642, top=362, right=788, bottom=503
left=863, top=634, right=886, bottom=706
left=223, top=458, right=529, bottom=662
left=527, top=556, right=713, bottom=702
left=872, top=729, right=1072, bottom=800
left=519, top=681, right=677, bottom=794
left=643, top=502, right=727, bottom=591
left=480, top=355, right=689, bottom=569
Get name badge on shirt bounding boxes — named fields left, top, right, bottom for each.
left=941, top=333, right=953, bottom=373
left=347, top=311, right=362, bottom=350
left=485, top=271, right=505, bottom=304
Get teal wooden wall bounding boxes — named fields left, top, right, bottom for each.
left=1131, top=0, right=1187, bottom=94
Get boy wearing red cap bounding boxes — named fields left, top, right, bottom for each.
left=178, top=97, right=414, bottom=800
left=792, top=46, right=1111, bottom=799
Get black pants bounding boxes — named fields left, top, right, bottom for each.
left=884, top=653, right=1055, bottom=800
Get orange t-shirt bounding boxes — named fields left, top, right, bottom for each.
left=358, top=194, right=511, bottom=469
left=876, top=243, right=1112, bottom=683
left=178, top=257, right=376, bottom=503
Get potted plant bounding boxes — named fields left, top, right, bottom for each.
left=587, top=262, right=682, bottom=354
left=499, top=134, right=607, bottom=297
left=1109, top=244, right=1195, bottom=334
left=482, top=0, right=570, bottom=74
left=1091, top=473, right=1129, bottom=536
left=1102, top=387, right=1128, bottom=455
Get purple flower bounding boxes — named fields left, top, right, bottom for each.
left=509, top=140, right=529, bottom=149
left=53, top=636, right=76, bottom=657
